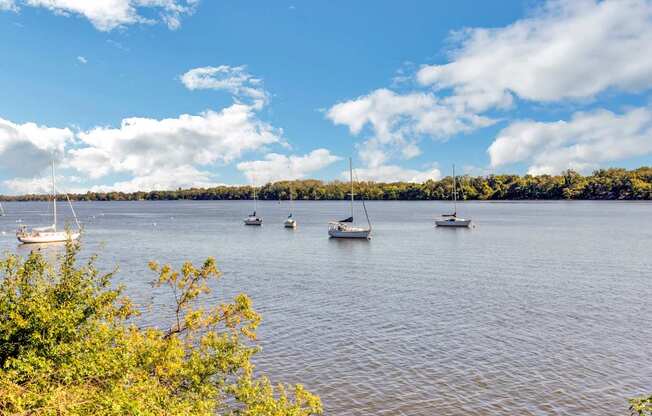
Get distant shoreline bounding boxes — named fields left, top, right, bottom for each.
left=1, top=199, right=651, bottom=203
left=1, top=167, right=651, bottom=201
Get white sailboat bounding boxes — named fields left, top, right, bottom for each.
left=436, top=164, right=471, bottom=228
left=328, top=158, right=372, bottom=239
left=244, top=182, right=262, bottom=225
left=16, top=161, right=81, bottom=244
left=0, top=202, right=5, bottom=216
left=284, top=183, right=297, bottom=228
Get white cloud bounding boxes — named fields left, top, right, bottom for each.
left=327, top=88, right=492, bottom=144
left=88, top=165, right=217, bottom=192
left=352, top=164, right=442, bottom=183
left=3, top=176, right=53, bottom=194
left=77, top=55, right=87, bottom=64
left=0, top=104, right=283, bottom=193
left=68, top=103, right=282, bottom=181
left=327, top=0, right=652, bottom=177
left=180, top=65, right=268, bottom=108
left=0, top=117, right=73, bottom=178
left=327, top=88, right=494, bottom=170
left=0, top=0, right=17, bottom=11
left=488, top=106, right=652, bottom=174
left=237, top=149, right=340, bottom=184
left=356, top=138, right=390, bottom=168
left=0, top=64, right=296, bottom=194
left=2, top=175, right=88, bottom=194
left=417, top=0, right=652, bottom=111
left=5, top=0, right=198, bottom=31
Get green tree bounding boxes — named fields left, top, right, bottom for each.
left=2, top=167, right=652, bottom=202
left=0, top=241, right=322, bottom=415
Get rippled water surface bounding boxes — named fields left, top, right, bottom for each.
left=1, top=200, right=651, bottom=415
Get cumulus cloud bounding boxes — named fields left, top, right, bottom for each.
left=417, top=0, right=652, bottom=111
left=327, top=88, right=493, bottom=145
left=180, top=65, right=268, bottom=108
left=237, top=149, right=341, bottom=184
left=1, top=105, right=284, bottom=193
left=87, top=165, right=217, bottom=193
left=327, top=88, right=494, bottom=170
left=0, top=117, right=73, bottom=178
left=327, top=0, right=652, bottom=179
left=488, top=106, right=652, bottom=174
left=0, top=63, right=300, bottom=194
left=3, top=0, right=199, bottom=31
left=3, top=176, right=54, bottom=194
left=0, top=0, right=17, bottom=11
left=68, top=103, right=282, bottom=181
left=352, top=164, right=442, bottom=183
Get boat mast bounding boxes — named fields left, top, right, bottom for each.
left=349, top=157, right=354, bottom=221
left=289, top=182, right=293, bottom=215
left=52, top=160, right=57, bottom=230
left=452, top=164, right=457, bottom=216
left=253, top=181, right=257, bottom=214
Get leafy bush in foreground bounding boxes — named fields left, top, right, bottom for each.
left=0, top=241, right=322, bottom=415
left=631, top=395, right=652, bottom=416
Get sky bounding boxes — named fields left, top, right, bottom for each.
left=1, top=0, right=652, bottom=194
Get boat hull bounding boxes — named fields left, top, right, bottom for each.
left=284, top=219, right=297, bottom=228
left=435, top=218, right=471, bottom=228
left=328, top=224, right=371, bottom=239
left=329, top=230, right=370, bottom=239
left=17, top=231, right=80, bottom=244
left=244, top=217, right=263, bottom=225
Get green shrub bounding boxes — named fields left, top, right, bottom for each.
left=631, top=395, right=652, bottom=416
left=0, top=240, right=322, bottom=415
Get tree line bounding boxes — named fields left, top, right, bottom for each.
left=2, top=167, right=652, bottom=202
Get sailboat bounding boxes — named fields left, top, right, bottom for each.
left=328, top=158, right=372, bottom=239
left=435, top=164, right=471, bottom=228
left=243, top=182, right=262, bottom=225
left=0, top=202, right=5, bottom=216
left=16, top=161, right=81, bottom=244
left=284, top=183, right=297, bottom=228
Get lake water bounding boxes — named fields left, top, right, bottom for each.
left=1, top=200, right=651, bottom=415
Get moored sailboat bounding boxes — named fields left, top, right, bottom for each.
left=328, top=158, right=371, bottom=239
left=244, top=182, right=262, bottom=225
left=16, top=161, right=81, bottom=244
left=436, top=164, right=471, bottom=228
left=284, top=183, right=297, bottom=228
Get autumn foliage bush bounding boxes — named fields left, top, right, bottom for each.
left=0, top=240, right=322, bottom=415
left=631, top=395, right=652, bottom=416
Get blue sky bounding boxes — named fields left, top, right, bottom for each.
left=1, top=0, right=651, bottom=193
